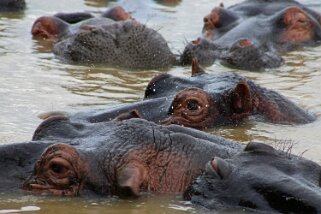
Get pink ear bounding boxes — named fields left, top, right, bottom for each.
left=117, top=161, right=147, bottom=197
left=231, top=80, right=252, bottom=113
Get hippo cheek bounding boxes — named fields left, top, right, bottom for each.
left=23, top=144, right=87, bottom=196
left=160, top=88, right=218, bottom=129
left=280, top=7, right=317, bottom=44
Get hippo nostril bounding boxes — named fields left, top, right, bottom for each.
left=204, top=17, right=209, bottom=23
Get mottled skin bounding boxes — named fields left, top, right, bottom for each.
left=0, top=0, right=25, bottom=12
left=181, top=0, right=321, bottom=70
left=63, top=60, right=315, bottom=130
left=185, top=142, right=321, bottom=213
left=19, top=118, right=241, bottom=197
left=31, top=7, right=176, bottom=70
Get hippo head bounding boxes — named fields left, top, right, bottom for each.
left=31, top=6, right=134, bottom=41
left=76, top=59, right=313, bottom=130
left=181, top=1, right=321, bottom=70
left=184, top=142, right=321, bottom=213
left=21, top=117, right=241, bottom=197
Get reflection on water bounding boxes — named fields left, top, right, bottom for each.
left=1, top=0, right=321, bottom=213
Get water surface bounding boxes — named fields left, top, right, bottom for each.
left=1, top=0, right=321, bottom=213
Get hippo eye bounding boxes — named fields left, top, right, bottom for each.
left=187, top=99, right=200, bottom=111
left=50, top=163, right=67, bottom=174
left=47, top=157, right=72, bottom=176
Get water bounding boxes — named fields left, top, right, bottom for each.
left=0, top=0, right=321, bottom=213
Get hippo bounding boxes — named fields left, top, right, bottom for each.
left=184, top=142, right=321, bottom=213
left=31, top=6, right=176, bottom=70
left=4, top=117, right=241, bottom=196
left=3, top=118, right=321, bottom=213
left=0, top=0, right=25, bottom=12
left=56, top=60, right=315, bottom=130
left=181, top=0, right=321, bottom=70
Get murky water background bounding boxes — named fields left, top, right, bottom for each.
left=0, top=0, right=321, bottom=213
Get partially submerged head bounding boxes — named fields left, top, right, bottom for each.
left=182, top=2, right=321, bottom=70
left=145, top=60, right=257, bottom=128
left=185, top=142, right=321, bottom=213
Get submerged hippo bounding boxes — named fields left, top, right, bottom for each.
left=0, top=0, right=25, bottom=12
left=31, top=6, right=176, bottom=70
left=185, top=142, right=321, bottom=213
left=181, top=0, right=321, bottom=70
left=58, top=60, right=315, bottom=130
left=8, top=118, right=241, bottom=196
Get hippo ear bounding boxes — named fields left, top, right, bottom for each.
left=114, top=110, right=142, bottom=121
left=231, top=80, right=253, bottom=114
left=191, top=58, right=206, bottom=77
left=116, top=161, right=147, bottom=198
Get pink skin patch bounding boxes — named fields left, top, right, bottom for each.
left=192, top=38, right=201, bottom=45
left=238, top=39, right=253, bottom=47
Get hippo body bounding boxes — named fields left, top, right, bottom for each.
left=0, top=0, right=25, bottom=12
left=185, top=142, right=321, bottom=213
left=31, top=7, right=176, bottom=70
left=64, top=61, right=315, bottom=130
left=181, top=0, right=321, bottom=70
left=19, top=118, right=241, bottom=197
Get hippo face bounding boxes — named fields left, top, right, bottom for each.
left=184, top=142, right=321, bottom=213
left=21, top=117, right=241, bottom=197
left=31, top=6, right=176, bottom=70
left=181, top=0, right=321, bottom=70
left=143, top=60, right=314, bottom=127
left=71, top=60, right=314, bottom=130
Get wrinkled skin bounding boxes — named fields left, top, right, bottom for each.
left=184, top=142, right=321, bottom=213
left=0, top=0, right=25, bottom=12
left=19, top=118, right=241, bottom=197
left=61, top=60, right=315, bottom=130
left=181, top=0, right=321, bottom=70
left=31, top=6, right=176, bottom=70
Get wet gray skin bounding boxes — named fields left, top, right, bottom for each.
left=53, top=18, right=176, bottom=70
left=61, top=62, right=315, bottom=130
left=0, top=0, right=25, bottom=12
left=19, top=118, right=241, bottom=197
left=32, top=8, right=176, bottom=70
left=184, top=142, right=321, bottom=214
left=181, top=0, right=321, bottom=70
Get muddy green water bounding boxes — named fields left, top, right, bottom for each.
left=0, top=0, right=321, bottom=213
